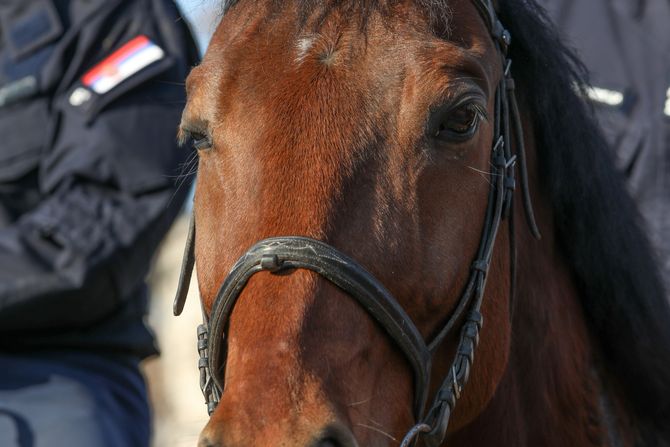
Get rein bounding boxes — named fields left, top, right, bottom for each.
left=173, top=1, right=540, bottom=445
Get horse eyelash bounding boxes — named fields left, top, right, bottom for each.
left=472, top=103, right=489, bottom=123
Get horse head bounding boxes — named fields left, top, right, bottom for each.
left=177, top=1, right=670, bottom=446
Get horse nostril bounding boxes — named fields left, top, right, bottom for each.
left=312, top=426, right=358, bottom=447
left=198, top=434, right=220, bottom=447
left=317, top=439, right=340, bottom=447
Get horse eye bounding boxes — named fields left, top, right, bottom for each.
left=434, top=104, right=482, bottom=142
left=188, top=131, right=212, bottom=151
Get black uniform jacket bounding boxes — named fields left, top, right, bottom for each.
left=541, top=0, right=670, bottom=291
left=0, top=0, right=198, bottom=357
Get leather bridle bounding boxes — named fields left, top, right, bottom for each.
left=173, top=1, right=540, bottom=445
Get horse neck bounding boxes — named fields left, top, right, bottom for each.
left=506, top=209, right=616, bottom=446
left=448, top=149, right=631, bottom=447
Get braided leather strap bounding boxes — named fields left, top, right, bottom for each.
left=422, top=311, right=484, bottom=447
left=197, top=324, right=220, bottom=415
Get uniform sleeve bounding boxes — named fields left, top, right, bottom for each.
left=0, top=3, right=197, bottom=332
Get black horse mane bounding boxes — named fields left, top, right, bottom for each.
left=220, top=0, right=670, bottom=443
left=501, top=1, right=670, bottom=444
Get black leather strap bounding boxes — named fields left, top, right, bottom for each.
left=206, top=237, right=433, bottom=419
left=472, top=0, right=497, bottom=32
left=173, top=215, right=196, bottom=316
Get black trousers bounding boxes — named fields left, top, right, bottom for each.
left=0, top=351, right=150, bottom=447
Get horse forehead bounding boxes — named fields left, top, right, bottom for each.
left=218, top=3, right=427, bottom=65
left=201, top=20, right=406, bottom=126
left=191, top=1, right=498, bottom=130
left=209, top=3, right=494, bottom=84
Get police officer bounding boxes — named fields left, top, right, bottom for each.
left=541, top=0, right=670, bottom=295
left=0, top=0, right=198, bottom=445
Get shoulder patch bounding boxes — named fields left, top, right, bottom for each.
left=81, top=35, right=165, bottom=95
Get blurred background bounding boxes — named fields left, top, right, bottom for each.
left=142, top=1, right=219, bottom=446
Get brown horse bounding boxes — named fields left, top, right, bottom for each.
left=176, top=0, right=670, bottom=446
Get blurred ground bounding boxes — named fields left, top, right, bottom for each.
left=142, top=2, right=219, bottom=445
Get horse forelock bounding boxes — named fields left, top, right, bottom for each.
left=220, top=0, right=454, bottom=34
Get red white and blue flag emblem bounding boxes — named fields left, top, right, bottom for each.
left=82, top=35, right=164, bottom=94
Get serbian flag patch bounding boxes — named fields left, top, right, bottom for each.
left=82, top=35, right=164, bottom=94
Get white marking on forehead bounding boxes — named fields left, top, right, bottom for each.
left=295, top=35, right=316, bottom=64
left=295, top=33, right=340, bottom=67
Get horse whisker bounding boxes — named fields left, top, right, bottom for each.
left=355, top=423, right=397, bottom=442
left=165, top=151, right=200, bottom=207
left=464, top=166, right=494, bottom=186
left=366, top=417, right=385, bottom=428
left=348, top=397, right=372, bottom=407
left=465, top=165, right=499, bottom=176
